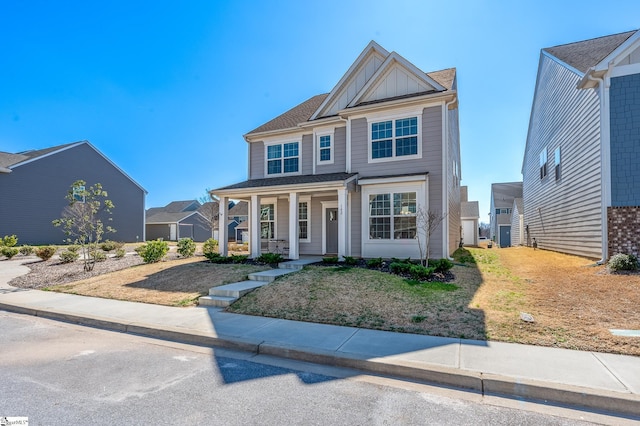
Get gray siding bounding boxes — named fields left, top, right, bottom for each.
left=447, top=106, right=461, bottom=255
left=511, top=208, right=522, bottom=246
left=523, top=54, right=602, bottom=258
left=146, top=224, right=170, bottom=241
left=301, top=134, right=313, bottom=175
left=181, top=214, right=213, bottom=242
left=249, top=142, right=264, bottom=180
left=610, top=73, right=640, bottom=206
left=350, top=191, right=362, bottom=257
left=316, top=126, right=347, bottom=174
left=0, top=143, right=145, bottom=245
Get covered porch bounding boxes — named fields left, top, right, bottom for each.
left=212, top=173, right=358, bottom=260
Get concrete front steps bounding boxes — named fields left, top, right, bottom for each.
left=198, top=257, right=321, bottom=308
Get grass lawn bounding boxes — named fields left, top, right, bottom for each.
left=36, top=244, right=640, bottom=356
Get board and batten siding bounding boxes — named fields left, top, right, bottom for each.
left=0, top=143, right=145, bottom=245
left=523, top=53, right=602, bottom=258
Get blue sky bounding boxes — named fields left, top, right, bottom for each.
left=2, top=1, right=640, bottom=223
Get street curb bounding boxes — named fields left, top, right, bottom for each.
left=2, top=302, right=639, bottom=418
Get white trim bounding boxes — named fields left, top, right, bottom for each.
left=346, top=118, right=352, bottom=173
left=250, top=195, right=260, bottom=258
left=610, top=62, right=640, bottom=78
left=298, top=195, right=311, bottom=243
left=264, top=139, right=302, bottom=177
left=595, top=31, right=640, bottom=72
left=359, top=174, right=427, bottom=186
left=315, top=129, right=335, bottom=166
left=337, top=188, right=348, bottom=259
left=367, top=112, right=422, bottom=164
left=213, top=175, right=357, bottom=198
left=321, top=201, right=338, bottom=255
left=288, top=192, right=299, bottom=260
left=309, top=41, right=390, bottom=121
left=347, top=52, right=445, bottom=108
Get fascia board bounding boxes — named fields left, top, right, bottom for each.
left=338, top=91, right=454, bottom=119
left=594, top=30, right=640, bottom=71
left=213, top=176, right=357, bottom=198
left=309, top=41, right=390, bottom=121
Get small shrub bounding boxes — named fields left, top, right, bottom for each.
left=453, top=247, right=475, bottom=264
left=202, top=238, right=219, bottom=257
left=257, top=252, right=283, bottom=265
left=19, top=245, right=33, bottom=256
left=230, top=254, right=248, bottom=263
left=366, top=257, right=383, bottom=268
left=390, top=262, right=412, bottom=275
left=1, top=247, right=19, bottom=259
left=59, top=250, right=79, bottom=263
left=608, top=253, right=639, bottom=272
left=1, top=235, right=18, bottom=247
left=114, top=248, right=126, bottom=259
left=138, top=239, right=169, bottom=263
left=91, top=250, right=107, bottom=262
left=100, top=240, right=122, bottom=252
left=35, top=246, right=56, bottom=261
left=66, top=245, right=81, bottom=253
left=177, top=238, right=196, bottom=258
left=409, top=264, right=435, bottom=281
left=343, top=256, right=358, bottom=266
left=322, top=256, right=339, bottom=264
left=134, top=245, right=145, bottom=255
left=206, top=253, right=232, bottom=263
left=429, top=258, right=454, bottom=273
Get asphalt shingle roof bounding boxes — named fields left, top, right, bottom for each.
left=544, top=30, right=637, bottom=73
left=215, top=172, right=357, bottom=191
left=0, top=142, right=81, bottom=168
left=461, top=201, right=479, bottom=218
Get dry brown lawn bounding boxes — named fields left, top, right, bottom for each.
left=46, top=257, right=268, bottom=307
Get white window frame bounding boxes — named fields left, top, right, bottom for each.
left=366, top=109, right=422, bottom=164
left=298, top=196, right=311, bottom=243
left=316, top=131, right=334, bottom=165
left=72, top=185, right=85, bottom=203
left=259, top=200, right=277, bottom=241
left=264, top=139, right=301, bottom=177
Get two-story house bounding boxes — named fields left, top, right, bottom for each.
left=489, top=182, right=523, bottom=248
left=212, top=41, right=461, bottom=260
left=522, top=30, right=640, bottom=260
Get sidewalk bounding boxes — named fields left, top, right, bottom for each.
left=1, top=259, right=639, bottom=418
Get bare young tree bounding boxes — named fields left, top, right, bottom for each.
left=53, top=180, right=115, bottom=272
left=415, top=206, right=446, bottom=266
left=198, top=188, right=219, bottom=238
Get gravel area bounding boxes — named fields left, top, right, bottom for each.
left=8, top=253, right=168, bottom=289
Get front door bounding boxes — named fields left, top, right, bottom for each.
left=326, top=208, right=338, bottom=254
left=500, top=226, right=511, bottom=248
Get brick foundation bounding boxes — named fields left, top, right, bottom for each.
left=607, top=206, right=640, bottom=258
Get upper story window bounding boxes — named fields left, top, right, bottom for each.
left=539, top=147, right=548, bottom=179
left=266, top=142, right=299, bottom=175
left=554, top=147, right=561, bottom=181
left=495, top=208, right=511, bottom=215
left=318, top=134, right=332, bottom=163
left=369, top=116, right=421, bottom=162
left=72, top=185, right=85, bottom=203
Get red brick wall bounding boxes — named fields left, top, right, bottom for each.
left=608, top=206, right=640, bottom=258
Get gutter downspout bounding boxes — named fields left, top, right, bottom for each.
left=443, top=95, right=457, bottom=260
left=587, top=66, right=611, bottom=264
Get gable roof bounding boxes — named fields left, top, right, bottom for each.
left=164, top=200, right=200, bottom=213
left=0, top=141, right=147, bottom=193
left=229, top=200, right=248, bottom=217
left=491, top=182, right=523, bottom=208
left=245, top=41, right=456, bottom=138
left=544, top=30, right=637, bottom=74
left=146, top=210, right=204, bottom=224
left=461, top=201, right=479, bottom=219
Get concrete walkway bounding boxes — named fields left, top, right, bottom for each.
left=1, top=258, right=639, bottom=418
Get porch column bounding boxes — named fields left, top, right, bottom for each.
left=288, top=192, right=299, bottom=260
left=337, top=188, right=348, bottom=260
left=218, top=196, right=228, bottom=256
left=250, top=194, right=260, bottom=259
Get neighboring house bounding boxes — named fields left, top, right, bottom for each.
left=146, top=200, right=212, bottom=242
left=212, top=41, right=461, bottom=259
left=511, top=198, right=524, bottom=246
left=522, top=29, right=640, bottom=260
left=229, top=201, right=248, bottom=242
left=489, top=182, right=523, bottom=248
left=460, top=186, right=479, bottom=246
left=0, top=141, right=146, bottom=245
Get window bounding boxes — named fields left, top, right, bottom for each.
left=554, top=147, right=561, bottom=181
left=371, top=116, right=419, bottom=160
left=539, top=147, right=548, bottom=179
left=298, top=201, right=309, bottom=241
left=267, top=142, right=299, bottom=175
left=260, top=204, right=275, bottom=239
left=368, top=192, right=416, bottom=239
left=72, top=185, right=85, bottom=203
left=318, top=134, right=332, bottom=163
left=495, top=208, right=511, bottom=215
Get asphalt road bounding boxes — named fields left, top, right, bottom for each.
left=0, top=311, right=620, bottom=425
